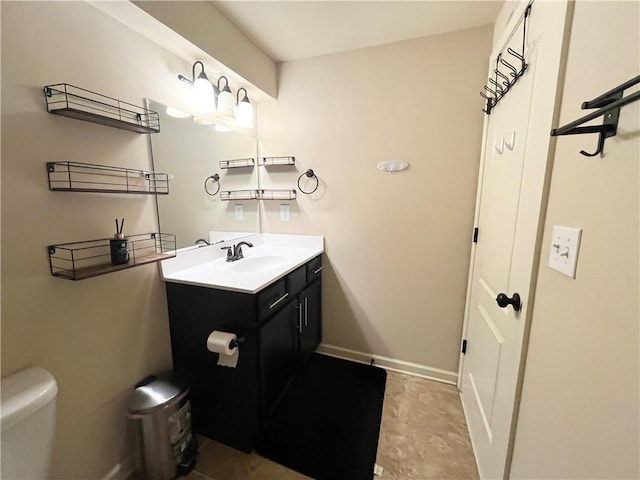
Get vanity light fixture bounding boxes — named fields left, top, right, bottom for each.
left=235, top=88, right=254, bottom=128
left=178, top=61, right=215, bottom=113
left=215, top=76, right=235, bottom=120
left=178, top=64, right=255, bottom=128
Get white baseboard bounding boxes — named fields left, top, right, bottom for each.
left=100, top=455, right=136, bottom=480
left=317, top=343, right=458, bottom=385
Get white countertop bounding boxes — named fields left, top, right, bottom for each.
left=160, top=233, right=324, bottom=294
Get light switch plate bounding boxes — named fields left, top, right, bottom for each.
left=234, top=204, right=244, bottom=220
left=548, top=225, right=582, bottom=278
left=280, top=204, right=290, bottom=221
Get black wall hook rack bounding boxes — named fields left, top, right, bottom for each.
left=480, top=3, right=531, bottom=114
left=550, top=75, right=640, bottom=157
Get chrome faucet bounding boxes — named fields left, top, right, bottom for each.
left=233, top=241, right=254, bottom=260
left=221, top=241, right=254, bottom=262
left=195, top=238, right=210, bottom=246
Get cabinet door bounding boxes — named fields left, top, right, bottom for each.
left=165, top=282, right=260, bottom=452
left=259, top=300, right=297, bottom=415
left=298, top=279, right=322, bottom=363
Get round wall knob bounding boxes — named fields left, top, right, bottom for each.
left=496, top=292, right=522, bottom=311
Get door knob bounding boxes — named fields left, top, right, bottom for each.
left=496, top=292, right=522, bottom=311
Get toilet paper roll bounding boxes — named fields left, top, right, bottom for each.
left=206, top=330, right=239, bottom=368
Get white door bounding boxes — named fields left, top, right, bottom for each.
left=459, top=2, right=570, bottom=478
left=461, top=58, right=535, bottom=478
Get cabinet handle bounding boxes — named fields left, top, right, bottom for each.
left=268, top=292, right=289, bottom=310
left=298, top=302, right=303, bottom=333
left=304, top=297, right=308, bottom=327
left=312, top=266, right=323, bottom=275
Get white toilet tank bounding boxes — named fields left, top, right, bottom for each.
left=1, top=367, right=58, bottom=479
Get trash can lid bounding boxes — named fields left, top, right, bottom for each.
left=128, top=370, right=190, bottom=414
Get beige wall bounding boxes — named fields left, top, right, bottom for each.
left=132, top=1, right=277, bottom=99
left=258, top=26, right=493, bottom=377
left=0, top=2, right=216, bottom=477
left=511, top=1, right=640, bottom=477
left=1, top=2, right=492, bottom=475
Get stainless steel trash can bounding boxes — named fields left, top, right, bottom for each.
left=129, top=371, right=197, bottom=480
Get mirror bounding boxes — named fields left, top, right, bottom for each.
left=148, top=99, right=259, bottom=249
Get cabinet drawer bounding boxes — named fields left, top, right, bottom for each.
left=258, top=279, right=288, bottom=320
left=306, top=255, right=323, bottom=282
left=288, top=265, right=306, bottom=298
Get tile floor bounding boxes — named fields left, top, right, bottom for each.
left=184, top=369, right=478, bottom=480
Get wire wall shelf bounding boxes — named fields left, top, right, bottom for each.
left=44, top=84, right=160, bottom=134
left=47, top=161, right=169, bottom=195
left=219, top=158, right=255, bottom=169
left=257, top=189, right=297, bottom=200
left=220, top=189, right=297, bottom=201
left=48, top=233, right=176, bottom=280
left=258, top=156, right=296, bottom=166
left=218, top=156, right=297, bottom=201
left=220, top=190, right=257, bottom=201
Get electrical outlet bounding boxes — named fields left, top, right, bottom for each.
left=234, top=204, right=244, bottom=220
left=280, top=204, right=290, bottom=221
left=548, top=225, right=582, bottom=278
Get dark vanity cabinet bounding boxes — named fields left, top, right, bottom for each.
left=165, top=254, right=322, bottom=452
left=259, top=299, right=297, bottom=414
left=298, top=256, right=323, bottom=363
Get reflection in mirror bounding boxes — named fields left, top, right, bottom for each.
left=148, top=99, right=259, bottom=250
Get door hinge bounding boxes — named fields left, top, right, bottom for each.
left=473, top=227, right=479, bottom=243
left=461, top=339, right=468, bottom=354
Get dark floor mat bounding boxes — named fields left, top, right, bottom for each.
left=257, top=353, right=387, bottom=480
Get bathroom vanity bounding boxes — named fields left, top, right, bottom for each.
left=160, top=234, right=323, bottom=452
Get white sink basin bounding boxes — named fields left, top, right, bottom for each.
left=160, top=233, right=324, bottom=293
left=231, top=255, right=289, bottom=273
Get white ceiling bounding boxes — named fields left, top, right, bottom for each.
left=213, top=1, right=504, bottom=62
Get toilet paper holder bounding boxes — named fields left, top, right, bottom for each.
left=229, top=333, right=247, bottom=350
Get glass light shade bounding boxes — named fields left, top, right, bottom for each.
left=216, top=89, right=235, bottom=119
left=193, top=76, right=215, bottom=113
left=236, top=100, right=254, bottom=128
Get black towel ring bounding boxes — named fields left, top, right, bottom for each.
left=204, top=173, right=220, bottom=196
left=297, top=169, right=318, bottom=194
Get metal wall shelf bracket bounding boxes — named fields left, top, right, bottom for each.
left=48, top=233, right=176, bottom=280
left=47, top=161, right=169, bottom=194
left=44, top=84, right=160, bottom=134
left=258, top=156, right=295, bottom=166
left=219, top=158, right=255, bottom=169
left=220, top=189, right=297, bottom=201
left=550, top=75, right=640, bottom=156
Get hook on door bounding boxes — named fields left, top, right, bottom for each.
left=504, top=131, right=516, bottom=151
left=500, top=57, right=519, bottom=78
left=484, top=85, right=498, bottom=97
left=579, top=132, right=606, bottom=157
left=489, top=78, right=504, bottom=95
left=495, top=69, right=511, bottom=88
